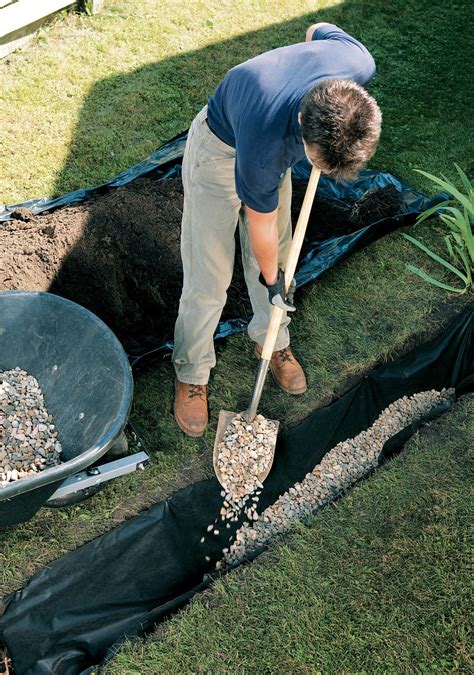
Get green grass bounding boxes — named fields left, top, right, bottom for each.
left=0, top=0, right=472, bottom=203
left=107, top=395, right=474, bottom=673
left=0, top=0, right=472, bottom=669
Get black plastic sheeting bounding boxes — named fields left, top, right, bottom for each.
left=0, top=131, right=447, bottom=362
left=0, top=307, right=472, bottom=675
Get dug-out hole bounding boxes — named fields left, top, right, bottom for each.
left=1, top=176, right=400, bottom=351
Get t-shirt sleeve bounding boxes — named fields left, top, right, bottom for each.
left=311, top=23, right=376, bottom=84
left=234, top=153, right=281, bottom=213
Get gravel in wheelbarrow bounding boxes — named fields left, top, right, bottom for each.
left=0, top=367, right=62, bottom=487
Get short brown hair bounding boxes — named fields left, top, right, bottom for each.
left=300, top=78, right=382, bottom=181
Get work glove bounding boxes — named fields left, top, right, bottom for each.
left=259, top=268, right=296, bottom=312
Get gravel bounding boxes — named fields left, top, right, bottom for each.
left=203, top=413, right=278, bottom=544
left=218, top=388, right=455, bottom=567
left=0, top=368, right=62, bottom=487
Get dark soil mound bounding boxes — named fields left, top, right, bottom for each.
left=291, top=180, right=402, bottom=256
left=349, top=184, right=402, bottom=227
left=291, top=180, right=351, bottom=246
left=0, top=176, right=401, bottom=351
left=0, top=177, right=250, bottom=351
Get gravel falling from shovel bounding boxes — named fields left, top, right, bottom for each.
left=0, top=367, right=62, bottom=487
left=219, top=388, right=455, bottom=567
left=202, top=414, right=278, bottom=565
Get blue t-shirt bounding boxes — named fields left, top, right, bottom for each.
left=207, top=24, right=376, bottom=212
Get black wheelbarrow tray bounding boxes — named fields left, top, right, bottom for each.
left=0, top=291, right=144, bottom=527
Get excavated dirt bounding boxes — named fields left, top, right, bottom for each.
left=0, top=176, right=401, bottom=351
left=349, top=184, right=402, bottom=227
left=291, top=180, right=401, bottom=249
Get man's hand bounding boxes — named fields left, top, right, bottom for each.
left=259, top=268, right=296, bottom=312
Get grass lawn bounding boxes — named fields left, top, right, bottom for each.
left=107, top=395, right=473, bottom=673
left=0, top=0, right=472, bottom=669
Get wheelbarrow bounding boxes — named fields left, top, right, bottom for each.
left=0, top=291, right=147, bottom=527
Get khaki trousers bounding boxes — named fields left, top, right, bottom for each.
left=173, top=106, right=292, bottom=385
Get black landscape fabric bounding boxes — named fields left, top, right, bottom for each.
left=0, top=307, right=472, bottom=675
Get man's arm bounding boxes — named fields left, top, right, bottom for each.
left=245, top=205, right=296, bottom=313
left=245, top=206, right=279, bottom=284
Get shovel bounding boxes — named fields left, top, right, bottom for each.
left=213, top=166, right=321, bottom=487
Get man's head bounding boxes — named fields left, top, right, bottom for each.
left=298, top=78, right=382, bottom=181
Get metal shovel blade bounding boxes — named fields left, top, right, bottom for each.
left=213, top=409, right=280, bottom=489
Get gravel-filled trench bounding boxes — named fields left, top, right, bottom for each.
left=206, top=388, right=456, bottom=568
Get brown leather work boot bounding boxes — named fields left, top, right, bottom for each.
left=174, top=380, right=208, bottom=437
left=255, top=344, right=307, bottom=395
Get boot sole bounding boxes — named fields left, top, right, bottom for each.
left=174, top=403, right=207, bottom=438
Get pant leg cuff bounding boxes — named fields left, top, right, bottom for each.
left=249, top=337, right=290, bottom=352
left=273, top=339, right=290, bottom=352
left=176, top=375, right=209, bottom=386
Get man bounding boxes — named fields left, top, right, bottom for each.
left=173, top=22, right=382, bottom=437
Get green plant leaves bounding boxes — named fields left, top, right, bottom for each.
left=402, top=233, right=468, bottom=282
left=454, top=163, right=473, bottom=197
left=414, top=169, right=474, bottom=217
left=405, top=264, right=466, bottom=293
left=404, top=165, right=473, bottom=294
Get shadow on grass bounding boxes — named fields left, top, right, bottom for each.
left=52, top=0, right=472, bottom=200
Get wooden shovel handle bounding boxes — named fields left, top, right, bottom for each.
left=261, top=166, right=321, bottom=361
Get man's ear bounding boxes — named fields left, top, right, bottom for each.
left=298, top=111, right=302, bottom=125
